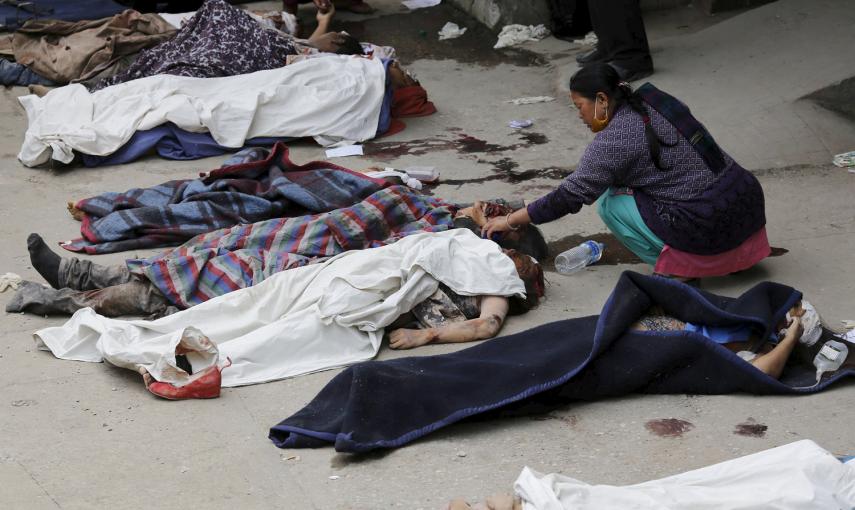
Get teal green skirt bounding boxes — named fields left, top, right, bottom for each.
left=596, top=189, right=664, bottom=266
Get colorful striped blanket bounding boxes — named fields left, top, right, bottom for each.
left=63, top=143, right=388, bottom=255
left=127, top=186, right=457, bottom=309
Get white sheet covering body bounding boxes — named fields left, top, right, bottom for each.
left=34, top=230, right=525, bottom=387
left=18, top=55, right=386, bottom=166
left=514, top=440, right=855, bottom=510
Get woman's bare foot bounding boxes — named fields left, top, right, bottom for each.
left=389, top=328, right=434, bottom=349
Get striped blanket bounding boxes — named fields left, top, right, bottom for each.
left=127, top=186, right=457, bottom=308
left=63, top=143, right=388, bottom=254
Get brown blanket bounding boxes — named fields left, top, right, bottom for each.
left=8, top=10, right=175, bottom=84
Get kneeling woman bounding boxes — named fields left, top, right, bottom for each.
left=483, top=64, right=769, bottom=279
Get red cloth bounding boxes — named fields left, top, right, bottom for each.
left=391, top=86, right=437, bottom=118
left=378, top=119, right=406, bottom=138
left=654, top=227, right=771, bottom=278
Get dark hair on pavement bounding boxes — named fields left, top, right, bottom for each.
left=569, top=63, right=675, bottom=170
left=335, top=33, right=364, bottom=55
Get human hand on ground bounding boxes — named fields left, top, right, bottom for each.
left=389, top=328, right=434, bottom=349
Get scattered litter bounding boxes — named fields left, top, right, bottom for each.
left=456, top=450, right=467, bottom=457
left=0, top=272, right=22, bottom=292
left=573, top=31, right=598, bottom=46
left=506, top=96, right=555, bottom=105
left=402, top=166, right=439, bottom=183
left=325, top=145, right=364, bottom=158
left=494, top=24, right=550, bottom=49
left=282, top=454, right=301, bottom=461
left=509, top=119, right=534, bottom=129
left=841, top=320, right=855, bottom=330
left=402, top=0, right=441, bottom=9
left=111, top=387, right=117, bottom=391
left=832, top=151, right=855, bottom=170
left=329, top=475, right=341, bottom=480
left=11, top=400, right=35, bottom=407
left=365, top=168, right=423, bottom=190
left=438, top=22, right=466, bottom=40
left=180, top=466, right=189, bottom=473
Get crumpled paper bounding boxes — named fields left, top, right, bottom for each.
left=506, top=96, right=555, bottom=105
left=438, top=22, right=467, bottom=41
left=0, top=272, right=23, bottom=292
left=494, top=24, right=550, bottom=49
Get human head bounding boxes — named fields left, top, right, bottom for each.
left=503, top=249, right=545, bottom=314
left=569, top=63, right=672, bottom=170
left=335, top=33, right=364, bottom=55
left=568, top=63, right=630, bottom=132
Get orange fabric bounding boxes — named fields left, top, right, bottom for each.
left=391, top=86, right=437, bottom=118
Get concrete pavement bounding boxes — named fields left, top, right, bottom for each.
left=1, top=1, right=854, bottom=508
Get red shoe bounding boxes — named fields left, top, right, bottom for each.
left=148, top=358, right=232, bottom=400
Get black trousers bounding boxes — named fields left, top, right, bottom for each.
left=588, top=0, right=652, bottom=68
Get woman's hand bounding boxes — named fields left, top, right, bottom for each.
left=481, top=215, right=512, bottom=240
left=482, top=207, right=531, bottom=240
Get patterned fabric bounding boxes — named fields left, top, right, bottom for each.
left=527, top=89, right=765, bottom=254
left=411, top=284, right=480, bottom=329
left=127, top=186, right=457, bottom=309
left=63, top=143, right=388, bottom=254
left=91, top=0, right=298, bottom=90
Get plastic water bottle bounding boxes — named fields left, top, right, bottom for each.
left=555, top=241, right=604, bottom=275
left=813, top=339, right=848, bottom=383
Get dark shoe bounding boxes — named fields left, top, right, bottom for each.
left=607, top=61, right=653, bottom=82
left=576, top=46, right=607, bottom=65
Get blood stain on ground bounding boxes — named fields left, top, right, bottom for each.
left=645, top=418, right=695, bottom=438
left=734, top=418, right=768, bottom=437
left=546, top=232, right=642, bottom=266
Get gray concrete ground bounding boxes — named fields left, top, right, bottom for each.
left=2, top=1, right=854, bottom=508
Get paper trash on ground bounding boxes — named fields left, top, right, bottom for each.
left=573, top=32, right=598, bottom=46
left=509, top=120, right=533, bottom=129
left=438, top=22, right=466, bottom=40
left=832, top=151, right=855, bottom=169
left=402, top=0, right=440, bottom=9
left=325, top=145, right=364, bottom=158
left=506, top=96, right=555, bottom=105
left=494, top=24, right=550, bottom=49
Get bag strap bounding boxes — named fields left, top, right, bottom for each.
left=636, top=83, right=728, bottom=174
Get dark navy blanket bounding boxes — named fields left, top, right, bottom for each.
left=64, top=142, right=388, bottom=254
left=270, top=272, right=854, bottom=453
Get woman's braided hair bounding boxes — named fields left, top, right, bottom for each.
left=570, top=63, right=675, bottom=170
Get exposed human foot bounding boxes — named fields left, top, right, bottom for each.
left=27, top=233, right=61, bottom=288
left=67, top=201, right=85, bottom=221
left=389, top=328, right=434, bottom=349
